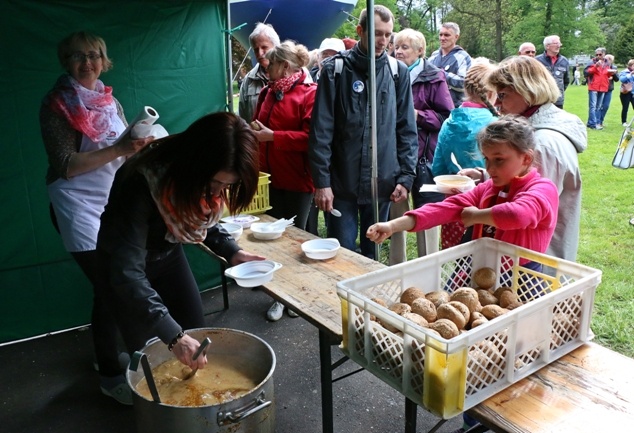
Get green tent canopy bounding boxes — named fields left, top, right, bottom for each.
left=0, top=0, right=231, bottom=343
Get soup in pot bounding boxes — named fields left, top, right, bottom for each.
left=135, top=353, right=257, bottom=407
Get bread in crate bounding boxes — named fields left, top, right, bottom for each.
left=336, top=238, right=601, bottom=419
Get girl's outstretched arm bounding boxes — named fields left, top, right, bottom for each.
left=367, top=215, right=416, bottom=244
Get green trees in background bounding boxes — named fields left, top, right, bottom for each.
left=335, top=0, right=634, bottom=64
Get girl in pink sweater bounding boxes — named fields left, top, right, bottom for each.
left=367, top=115, right=559, bottom=260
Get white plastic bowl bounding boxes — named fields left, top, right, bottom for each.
left=433, top=175, right=475, bottom=195
left=224, top=260, right=282, bottom=287
left=221, top=214, right=260, bottom=229
left=250, top=222, right=285, bottom=240
left=301, top=238, right=341, bottom=260
left=219, top=222, right=243, bottom=241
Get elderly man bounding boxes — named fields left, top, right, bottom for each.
left=428, top=22, right=472, bottom=108
left=535, top=35, right=569, bottom=109
left=309, top=5, right=418, bottom=260
left=237, top=23, right=280, bottom=123
left=518, top=42, right=536, bottom=57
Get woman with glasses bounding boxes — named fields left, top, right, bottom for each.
left=96, top=112, right=265, bottom=378
left=465, top=56, right=587, bottom=266
left=40, top=31, right=153, bottom=405
left=251, top=41, right=317, bottom=321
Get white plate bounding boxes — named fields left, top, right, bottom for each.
left=224, top=260, right=282, bottom=287
left=301, top=238, right=340, bottom=260
left=221, top=214, right=260, bottom=229
left=250, top=222, right=285, bottom=240
left=219, top=222, right=243, bottom=241
left=433, top=175, right=475, bottom=195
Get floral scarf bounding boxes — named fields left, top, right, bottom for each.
left=46, top=74, right=119, bottom=143
left=141, top=165, right=224, bottom=244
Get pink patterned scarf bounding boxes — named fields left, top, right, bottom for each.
left=141, top=165, right=224, bottom=244
left=46, top=74, right=119, bottom=142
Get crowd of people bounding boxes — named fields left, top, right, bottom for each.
left=45, top=7, right=623, bottom=425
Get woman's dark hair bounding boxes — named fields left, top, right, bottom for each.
left=124, top=112, right=259, bottom=217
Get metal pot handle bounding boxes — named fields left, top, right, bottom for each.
left=217, top=391, right=271, bottom=426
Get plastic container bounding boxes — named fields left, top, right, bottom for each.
left=433, top=175, right=475, bottom=194
left=301, top=238, right=340, bottom=260
left=222, top=172, right=272, bottom=216
left=225, top=260, right=282, bottom=287
left=244, top=172, right=272, bottom=215
left=337, top=238, right=601, bottom=419
left=250, top=222, right=285, bottom=240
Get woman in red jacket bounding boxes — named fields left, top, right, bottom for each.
left=585, top=48, right=617, bottom=129
left=252, top=40, right=317, bottom=320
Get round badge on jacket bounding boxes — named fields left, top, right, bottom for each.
left=353, top=80, right=364, bottom=93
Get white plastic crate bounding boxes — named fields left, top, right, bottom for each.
left=337, top=238, right=602, bottom=419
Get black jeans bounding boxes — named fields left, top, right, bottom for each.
left=620, top=92, right=634, bottom=124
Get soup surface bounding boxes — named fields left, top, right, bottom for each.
left=440, top=179, right=469, bottom=186
left=135, top=353, right=257, bottom=407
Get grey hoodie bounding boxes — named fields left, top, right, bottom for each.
left=530, top=103, right=587, bottom=262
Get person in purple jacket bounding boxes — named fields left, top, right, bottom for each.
left=388, top=28, right=454, bottom=264
left=368, top=115, right=559, bottom=270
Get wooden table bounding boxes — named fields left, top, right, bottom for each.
left=467, top=341, right=634, bottom=432
left=236, top=215, right=385, bottom=433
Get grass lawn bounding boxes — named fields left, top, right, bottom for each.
left=563, top=85, right=634, bottom=357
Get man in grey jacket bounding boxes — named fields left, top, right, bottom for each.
left=237, top=23, right=280, bottom=123
left=308, top=5, right=418, bottom=260
left=535, top=35, right=569, bottom=109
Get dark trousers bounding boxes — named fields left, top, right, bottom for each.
left=620, top=92, right=634, bottom=124
left=71, top=250, right=124, bottom=377
left=267, top=186, right=313, bottom=231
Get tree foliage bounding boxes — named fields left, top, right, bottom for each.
left=335, top=0, right=624, bottom=63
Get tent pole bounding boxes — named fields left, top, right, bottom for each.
left=225, top=0, right=234, bottom=113
left=367, top=0, right=379, bottom=261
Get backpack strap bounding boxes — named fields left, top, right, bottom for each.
left=387, top=56, right=398, bottom=80
left=334, top=54, right=399, bottom=84
left=334, top=57, right=344, bottom=76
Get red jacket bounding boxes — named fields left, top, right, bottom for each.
left=255, top=70, right=316, bottom=193
left=586, top=62, right=612, bottom=92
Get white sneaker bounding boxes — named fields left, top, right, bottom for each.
left=267, top=301, right=284, bottom=321
left=624, top=123, right=629, bottom=127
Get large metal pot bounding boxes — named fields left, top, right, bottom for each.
left=126, top=328, right=276, bottom=433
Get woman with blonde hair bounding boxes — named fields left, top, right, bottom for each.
left=252, top=40, right=317, bottom=320
left=432, top=57, right=498, bottom=249
left=466, top=55, right=587, bottom=265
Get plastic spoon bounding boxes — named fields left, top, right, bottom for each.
left=450, top=153, right=463, bottom=172
left=331, top=209, right=341, bottom=217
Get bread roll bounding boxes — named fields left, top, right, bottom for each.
left=400, top=287, right=426, bottom=306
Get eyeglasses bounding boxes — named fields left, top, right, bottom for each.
left=595, top=53, right=604, bottom=57
left=548, top=42, right=562, bottom=47
left=522, top=50, right=536, bottom=55
left=69, top=52, right=102, bottom=62
left=210, top=179, right=239, bottom=191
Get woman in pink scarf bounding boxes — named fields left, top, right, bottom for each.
left=40, top=31, right=152, bottom=405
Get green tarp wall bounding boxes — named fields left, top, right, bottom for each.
left=0, top=0, right=229, bottom=343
